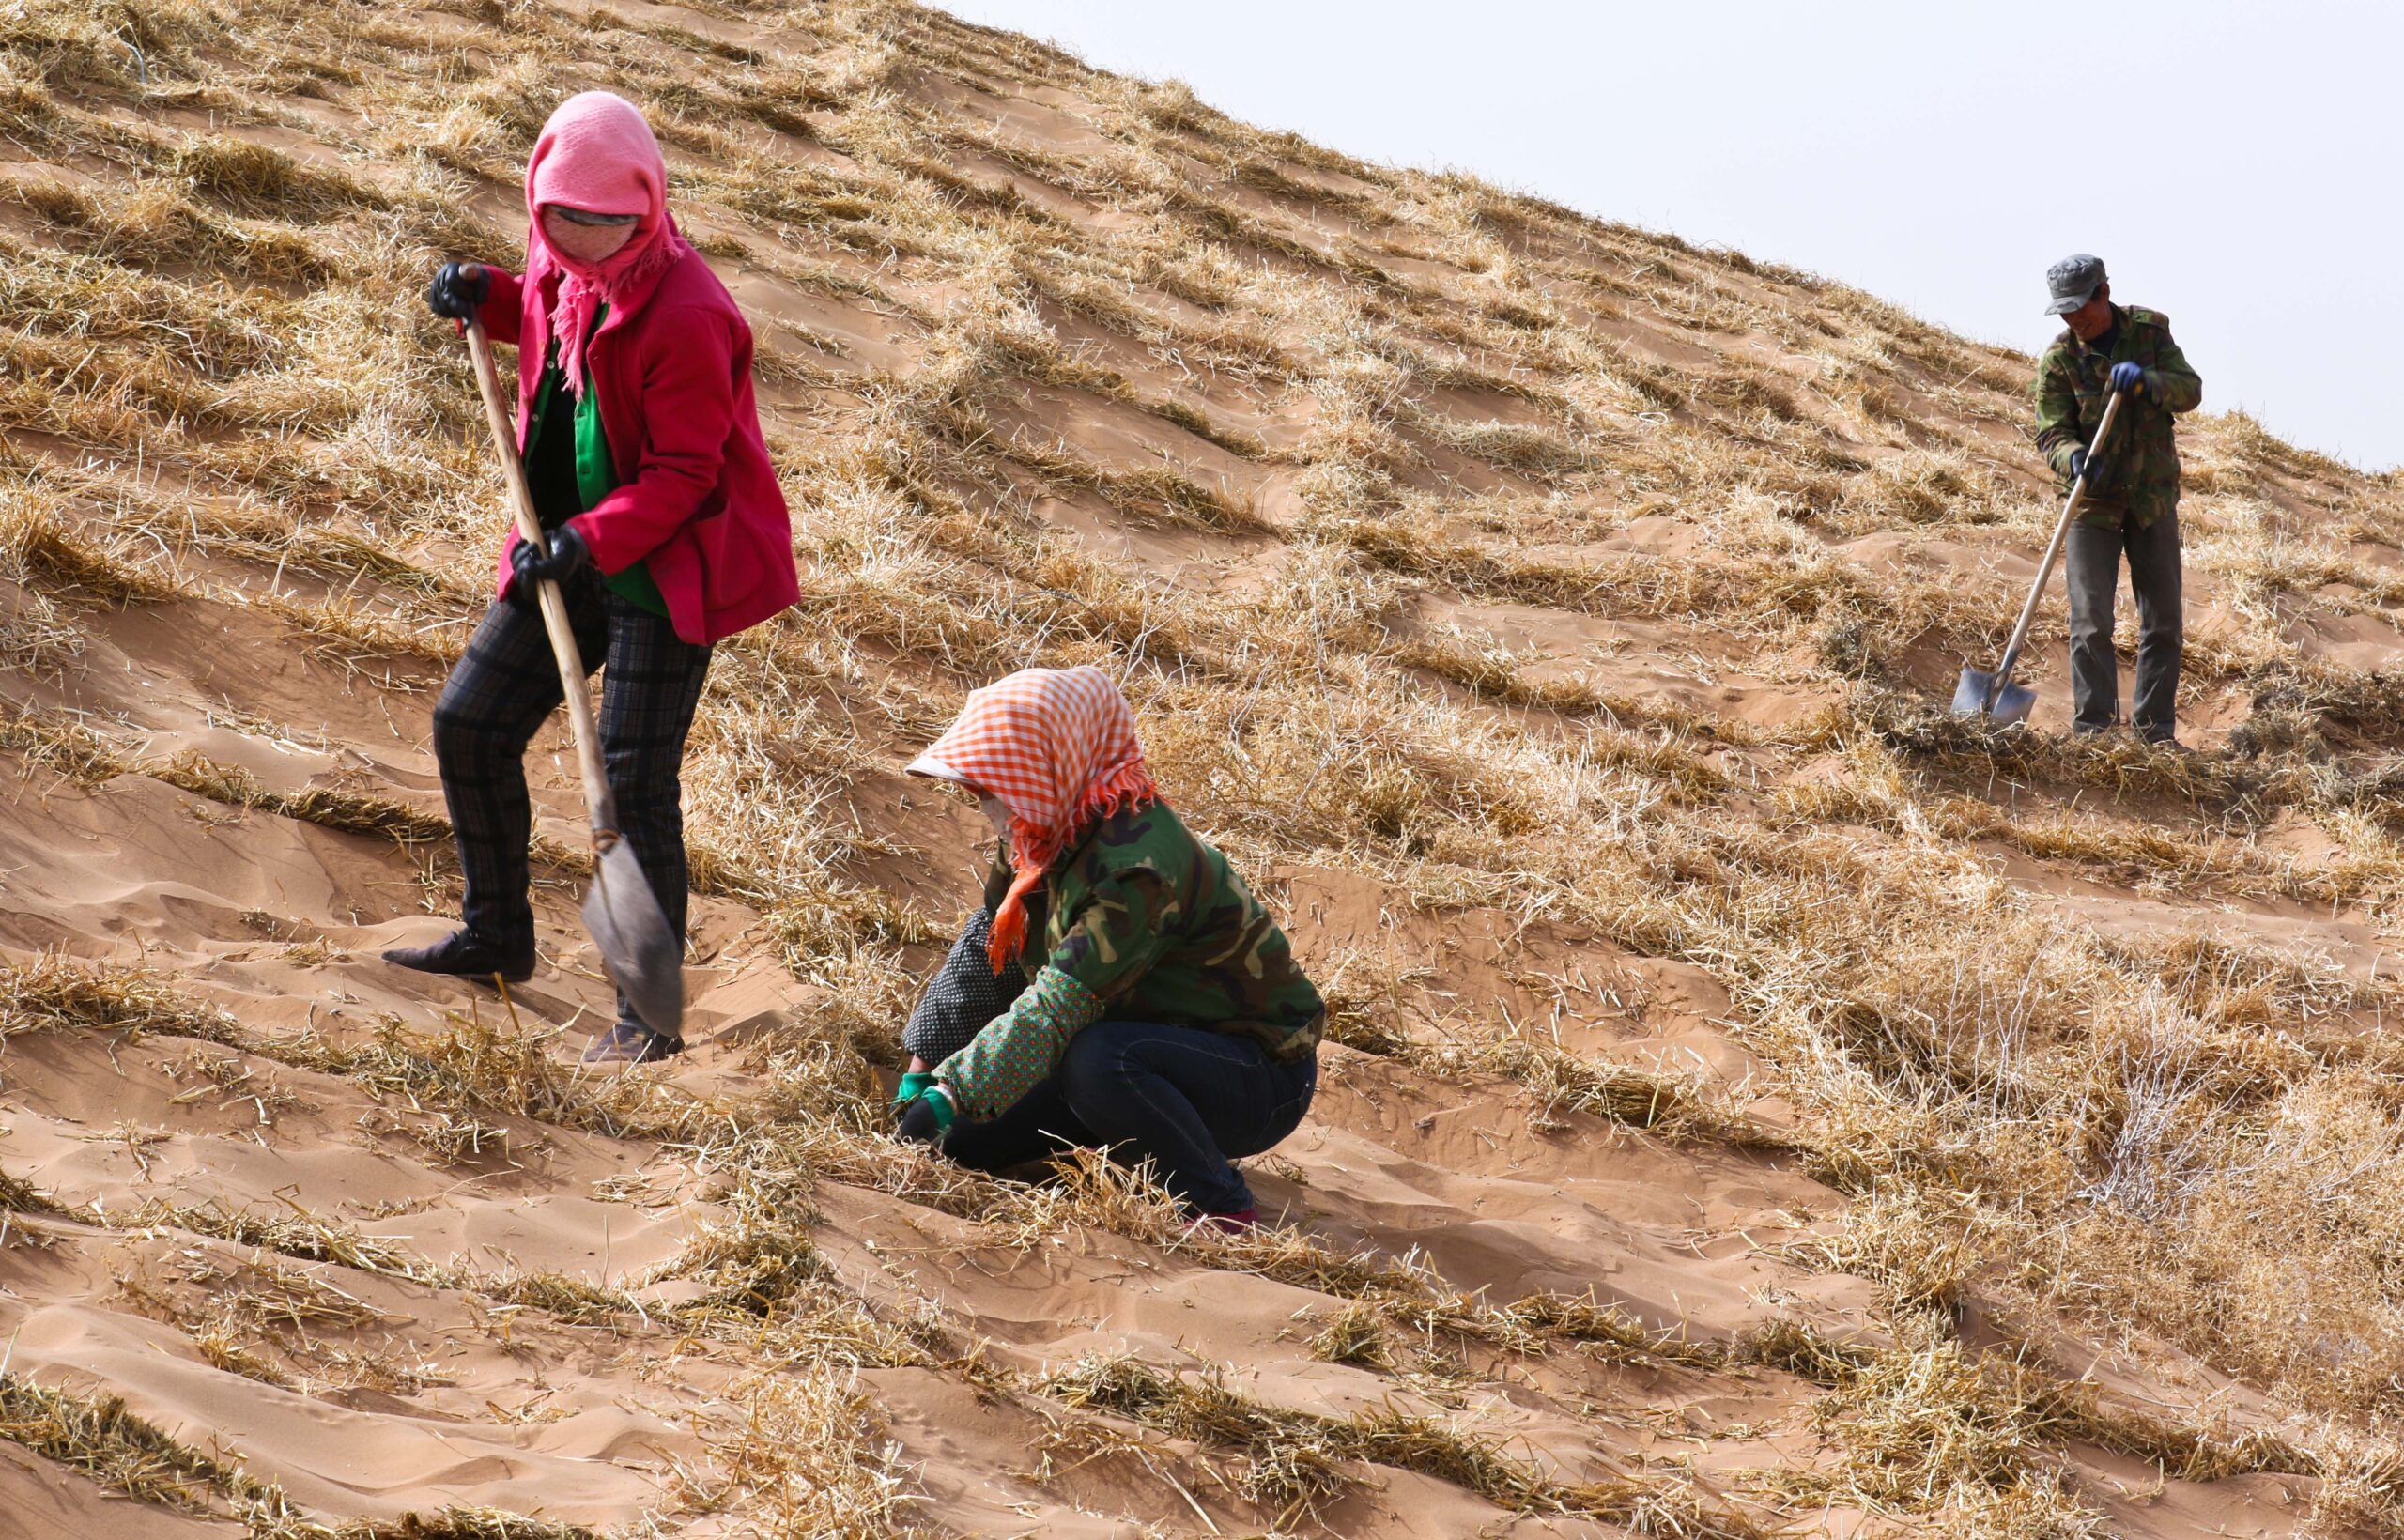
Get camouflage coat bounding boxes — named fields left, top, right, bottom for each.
left=933, top=803, right=1325, bottom=1120
left=2032, top=304, right=2203, bottom=529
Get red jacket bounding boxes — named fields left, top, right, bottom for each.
left=477, top=251, right=797, bottom=647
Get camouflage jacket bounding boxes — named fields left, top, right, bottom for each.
left=933, top=803, right=1325, bottom=1120
left=2032, top=304, right=2203, bottom=528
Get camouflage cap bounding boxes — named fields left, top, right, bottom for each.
left=2044, top=254, right=2106, bottom=316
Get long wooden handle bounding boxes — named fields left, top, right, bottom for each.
left=1986, top=388, right=2127, bottom=699
left=464, top=319, right=618, bottom=837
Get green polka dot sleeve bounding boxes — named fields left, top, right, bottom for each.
left=934, top=965, right=1104, bottom=1120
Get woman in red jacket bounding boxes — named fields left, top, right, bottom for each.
left=387, top=90, right=798, bottom=1063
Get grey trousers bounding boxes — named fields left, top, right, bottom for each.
left=2064, top=506, right=2181, bottom=740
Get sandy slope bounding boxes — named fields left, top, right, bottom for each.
left=4, top=1, right=2403, bottom=1535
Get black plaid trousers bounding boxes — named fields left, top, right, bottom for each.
left=430, top=572, right=712, bottom=1014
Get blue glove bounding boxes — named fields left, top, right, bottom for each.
left=425, top=261, right=488, bottom=321
left=511, top=524, right=590, bottom=589
left=2108, top=361, right=2146, bottom=395
left=2069, top=448, right=2089, bottom=483
left=895, top=1085, right=956, bottom=1144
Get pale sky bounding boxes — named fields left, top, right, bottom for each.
left=939, top=2, right=2397, bottom=471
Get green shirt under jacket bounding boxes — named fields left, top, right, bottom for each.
left=523, top=303, right=668, bottom=616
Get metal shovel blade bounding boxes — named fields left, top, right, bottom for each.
left=1950, top=667, right=2035, bottom=727
left=581, top=834, right=684, bottom=1036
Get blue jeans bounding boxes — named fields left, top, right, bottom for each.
left=941, top=1021, right=1317, bottom=1215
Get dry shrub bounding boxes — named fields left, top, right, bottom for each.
left=1044, top=1351, right=1758, bottom=1534
left=0, top=1371, right=268, bottom=1515
left=0, top=952, right=239, bottom=1040
left=1791, top=1325, right=2102, bottom=1538
left=0, top=494, right=180, bottom=603
left=1839, top=449, right=2012, bottom=527
left=690, top=1371, right=923, bottom=1536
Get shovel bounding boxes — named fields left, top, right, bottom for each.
left=462, top=319, right=684, bottom=1037
left=1952, top=387, right=2127, bottom=725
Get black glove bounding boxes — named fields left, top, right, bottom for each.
left=511, top=525, right=591, bottom=589
left=2069, top=448, right=2089, bottom=483
left=895, top=1086, right=956, bottom=1146
left=426, top=261, right=489, bottom=321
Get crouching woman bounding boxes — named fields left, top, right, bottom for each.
left=387, top=90, right=798, bottom=1063
left=892, top=666, right=1323, bottom=1231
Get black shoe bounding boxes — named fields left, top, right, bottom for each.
left=581, top=1020, right=684, bottom=1064
left=381, top=928, right=536, bottom=983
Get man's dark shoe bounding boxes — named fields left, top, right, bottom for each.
left=381, top=928, right=536, bottom=983
left=581, top=1020, right=684, bottom=1065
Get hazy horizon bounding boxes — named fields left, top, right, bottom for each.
left=939, top=2, right=2399, bottom=473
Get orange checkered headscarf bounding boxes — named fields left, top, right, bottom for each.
left=908, top=666, right=1161, bottom=972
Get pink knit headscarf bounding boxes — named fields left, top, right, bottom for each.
left=524, top=91, right=691, bottom=397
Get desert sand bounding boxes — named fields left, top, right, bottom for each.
left=3, top=1, right=2402, bottom=1535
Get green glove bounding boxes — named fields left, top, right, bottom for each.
left=894, top=1070, right=937, bottom=1107
left=896, top=1085, right=956, bottom=1144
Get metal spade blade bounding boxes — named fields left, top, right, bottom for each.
left=582, top=832, right=684, bottom=1037
left=1951, top=667, right=2035, bottom=727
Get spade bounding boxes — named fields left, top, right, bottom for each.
left=1953, top=388, right=2127, bottom=726
left=461, top=319, right=684, bottom=1037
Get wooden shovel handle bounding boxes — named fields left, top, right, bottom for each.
left=464, top=319, right=618, bottom=837
left=1987, top=388, right=2127, bottom=696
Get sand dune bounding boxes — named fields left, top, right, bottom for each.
left=3, top=0, right=2402, bottom=1534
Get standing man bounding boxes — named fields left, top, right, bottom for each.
left=2033, top=254, right=2203, bottom=745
